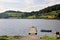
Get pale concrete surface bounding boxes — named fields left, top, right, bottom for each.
left=20, top=35, right=41, bottom=40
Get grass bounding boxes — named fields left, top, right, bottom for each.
left=0, top=36, right=22, bottom=40
left=41, top=36, right=60, bottom=40
left=0, top=35, right=60, bottom=40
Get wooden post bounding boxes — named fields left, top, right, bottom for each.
left=56, top=32, right=60, bottom=39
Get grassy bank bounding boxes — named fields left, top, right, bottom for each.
left=0, top=35, right=60, bottom=40
left=0, top=35, right=22, bottom=40
left=41, top=36, right=60, bottom=40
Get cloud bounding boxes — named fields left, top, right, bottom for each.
left=0, top=0, right=60, bottom=12
left=0, top=5, right=6, bottom=13
left=0, top=0, right=19, bottom=3
left=22, top=0, right=60, bottom=12
left=24, top=0, right=34, bottom=5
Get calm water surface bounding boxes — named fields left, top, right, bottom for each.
left=0, top=19, right=60, bottom=36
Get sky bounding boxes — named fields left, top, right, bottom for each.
left=0, top=0, right=60, bottom=12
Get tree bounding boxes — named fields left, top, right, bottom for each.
left=57, top=13, right=60, bottom=19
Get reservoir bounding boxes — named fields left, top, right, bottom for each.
left=0, top=19, right=60, bottom=36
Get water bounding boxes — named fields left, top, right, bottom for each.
left=0, top=19, right=60, bottom=36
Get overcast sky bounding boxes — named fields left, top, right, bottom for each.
left=0, top=0, right=60, bottom=12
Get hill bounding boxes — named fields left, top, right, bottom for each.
left=0, top=4, right=60, bottom=19
left=38, top=4, right=60, bottom=19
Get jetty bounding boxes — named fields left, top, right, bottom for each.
left=20, top=26, right=41, bottom=40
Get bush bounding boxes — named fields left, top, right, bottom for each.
left=0, top=38, right=8, bottom=40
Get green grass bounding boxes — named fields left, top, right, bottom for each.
left=0, top=36, right=60, bottom=40
left=0, top=36, right=22, bottom=40
left=42, top=36, right=60, bottom=40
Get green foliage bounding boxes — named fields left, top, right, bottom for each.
left=0, top=36, right=22, bottom=40
left=42, top=36, right=60, bottom=40
left=0, top=35, right=9, bottom=40
left=27, top=15, right=36, bottom=19
left=0, top=38, right=8, bottom=40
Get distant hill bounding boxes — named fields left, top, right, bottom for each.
left=38, top=4, right=60, bottom=19
left=0, top=4, right=60, bottom=19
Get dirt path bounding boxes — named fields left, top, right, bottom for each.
left=20, top=35, right=41, bottom=40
